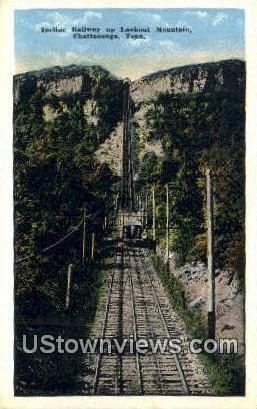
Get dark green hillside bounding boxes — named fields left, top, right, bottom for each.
left=14, top=65, right=124, bottom=394
left=13, top=59, right=245, bottom=395
left=135, top=60, right=245, bottom=280
left=14, top=65, right=123, bottom=300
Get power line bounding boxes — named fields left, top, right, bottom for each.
left=16, top=218, right=83, bottom=264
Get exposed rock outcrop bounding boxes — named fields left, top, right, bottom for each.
left=38, top=75, right=83, bottom=97
left=14, top=59, right=244, bottom=177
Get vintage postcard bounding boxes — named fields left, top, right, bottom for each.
left=0, top=0, right=257, bottom=408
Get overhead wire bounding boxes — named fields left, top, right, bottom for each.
left=16, top=218, right=83, bottom=264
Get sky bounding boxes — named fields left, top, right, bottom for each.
left=15, top=8, right=245, bottom=80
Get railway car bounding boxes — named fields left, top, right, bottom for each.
left=123, top=212, right=143, bottom=239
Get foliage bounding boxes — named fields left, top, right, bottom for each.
left=136, top=63, right=245, bottom=279
left=14, top=66, right=123, bottom=395
left=14, top=67, right=122, bottom=296
left=15, top=250, right=113, bottom=395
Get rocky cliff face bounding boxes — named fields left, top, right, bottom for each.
left=14, top=65, right=104, bottom=104
left=97, top=60, right=245, bottom=175
left=14, top=65, right=124, bottom=163
left=158, top=246, right=244, bottom=354
left=14, top=59, right=245, bottom=176
left=38, top=75, right=83, bottom=97
left=131, top=60, right=244, bottom=103
left=130, top=59, right=245, bottom=171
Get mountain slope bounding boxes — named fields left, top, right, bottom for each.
left=133, top=59, right=245, bottom=277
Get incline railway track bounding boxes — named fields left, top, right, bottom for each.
left=79, top=76, right=211, bottom=395
left=83, top=243, right=210, bottom=395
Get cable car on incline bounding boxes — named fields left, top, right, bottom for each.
left=123, top=212, right=142, bottom=239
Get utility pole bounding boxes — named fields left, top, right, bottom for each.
left=141, top=196, right=144, bottom=225
left=165, top=184, right=169, bottom=269
left=82, top=207, right=86, bottom=266
left=145, top=193, right=149, bottom=239
left=65, top=263, right=73, bottom=311
left=206, top=168, right=215, bottom=339
left=152, top=186, right=156, bottom=241
left=91, top=232, right=95, bottom=261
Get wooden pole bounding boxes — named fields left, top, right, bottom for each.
left=165, top=184, right=169, bottom=267
left=65, top=263, right=73, bottom=310
left=152, top=186, right=156, bottom=241
left=82, top=207, right=86, bottom=266
left=146, top=194, right=149, bottom=239
left=206, top=168, right=215, bottom=339
left=122, top=210, right=125, bottom=240
left=141, top=196, right=144, bottom=225
left=91, top=232, right=95, bottom=261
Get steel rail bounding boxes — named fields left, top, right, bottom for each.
left=127, top=248, right=144, bottom=394
left=130, top=247, right=166, bottom=395
left=138, top=248, right=190, bottom=395
left=92, top=246, right=120, bottom=395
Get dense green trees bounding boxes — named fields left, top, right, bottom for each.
left=14, top=62, right=245, bottom=296
left=14, top=67, right=122, bottom=299
left=135, top=78, right=245, bottom=279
